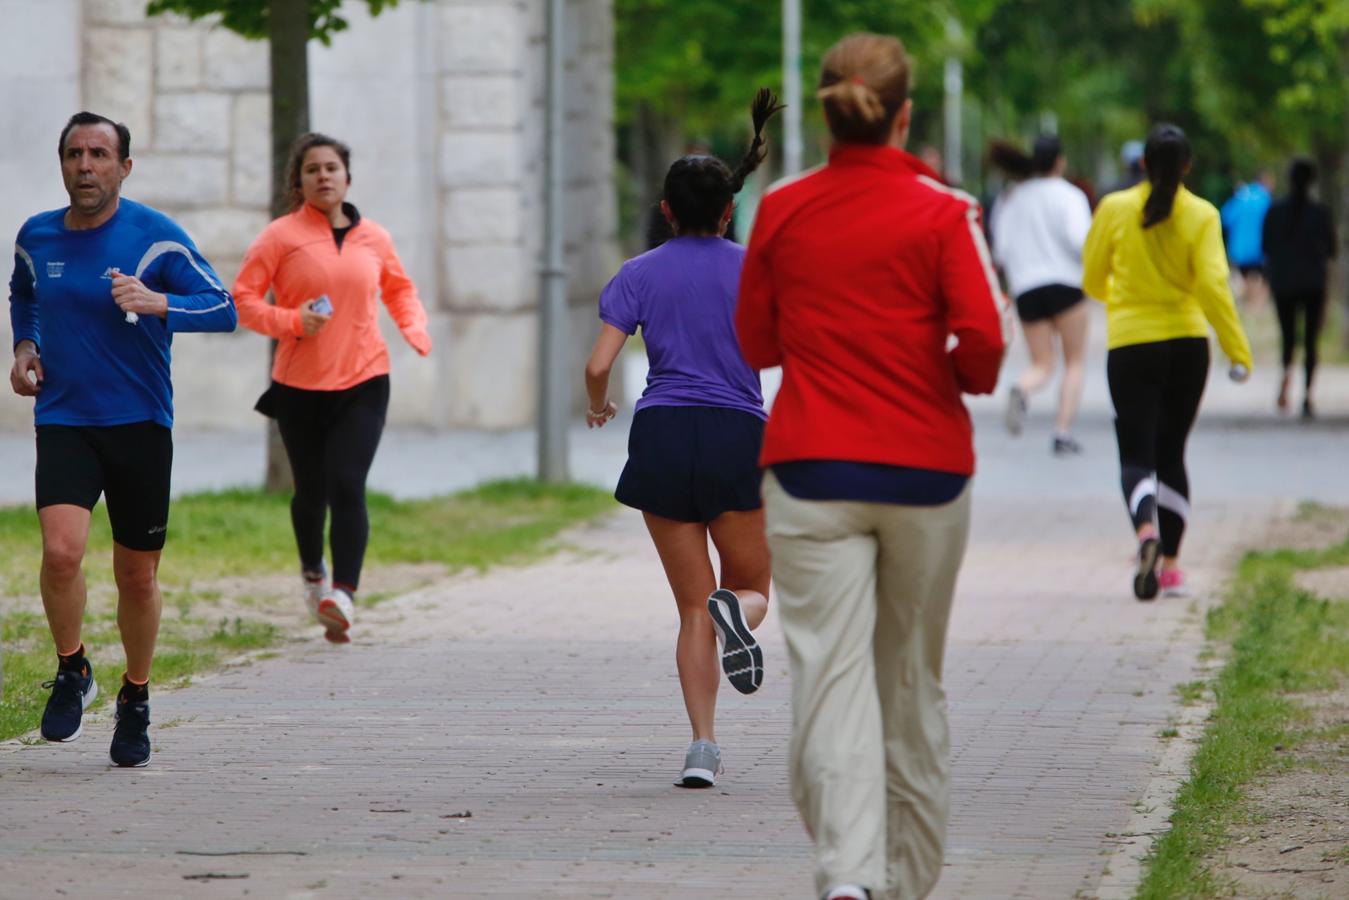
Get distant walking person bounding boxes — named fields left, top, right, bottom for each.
left=1220, top=170, right=1274, bottom=306
left=738, top=34, right=1006, bottom=900
left=1083, top=124, right=1253, bottom=601
left=1263, top=158, right=1337, bottom=418
left=233, top=133, right=431, bottom=643
left=8, top=112, right=237, bottom=767
left=584, top=90, right=782, bottom=789
left=988, top=135, right=1093, bottom=454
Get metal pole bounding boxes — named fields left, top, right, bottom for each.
left=537, top=0, right=569, bottom=482
left=782, top=0, right=803, bottom=175
left=943, top=17, right=964, bottom=186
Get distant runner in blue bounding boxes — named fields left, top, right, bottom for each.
left=1220, top=170, right=1274, bottom=307
left=7, top=111, right=236, bottom=768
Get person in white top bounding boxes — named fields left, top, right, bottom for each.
left=988, top=135, right=1093, bottom=455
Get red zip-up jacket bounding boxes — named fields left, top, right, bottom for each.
left=737, top=144, right=1008, bottom=476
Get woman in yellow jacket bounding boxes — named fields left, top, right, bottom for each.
left=1083, top=124, right=1252, bottom=601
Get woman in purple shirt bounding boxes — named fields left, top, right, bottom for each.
left=584, top=90, right=782, bottom=789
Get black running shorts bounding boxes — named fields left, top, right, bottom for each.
left=35, top=422, right=174, bottom=552
left=1014, top=283, right=1085, bottom=323
left=615, top=405, right=764, bottom=523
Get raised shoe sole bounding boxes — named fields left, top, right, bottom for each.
left=707, top=589, right=763, bottom=695
left=1134, top=537, right=1161, bottom=601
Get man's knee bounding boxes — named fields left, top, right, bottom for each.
left=113, top=553, right=160, bottom=597
left=41, top=535, right=87, bottom=580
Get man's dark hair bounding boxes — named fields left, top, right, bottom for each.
left=58, top=112, right=131, bottom=161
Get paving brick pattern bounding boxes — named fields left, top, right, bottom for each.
left=4, top=344, right=1345, bottom=898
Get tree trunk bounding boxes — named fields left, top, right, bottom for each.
left=262, top=0, right=310, bottom=493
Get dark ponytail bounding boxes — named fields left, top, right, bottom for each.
left=988, top=141, right=1033, bottom=179
left=1141, top=123, right=1190, bottom=229
left=662, top=88, right=784, bottom=234
left=988, top=134, right=1061, bottom=181
left=1287, top=157, right=1316, bottom=234
left=731, top=88, right=786, bottom=192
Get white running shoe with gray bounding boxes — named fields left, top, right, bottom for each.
left=302, top=565, right=330, bottom=622
left=676, top=739, right=723, bottom=788
left=707, top=588, right=764, bottom=694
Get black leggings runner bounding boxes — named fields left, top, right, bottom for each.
left=1273, top=289, right=1327, bottom=389
left=1107, top=338, right=1209, bottom=559
left=274, top=375, right=390, bottom=592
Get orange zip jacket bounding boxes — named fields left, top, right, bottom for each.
left=233, top=203, right=431, bottom=390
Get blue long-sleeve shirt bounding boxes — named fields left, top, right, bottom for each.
left=9, top=198, right=237, bottom=428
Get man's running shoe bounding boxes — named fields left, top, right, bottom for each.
left=1159, top=568, right=1190, bottom=598
left=1134, top=535, right=1161, bottom=601
left=1052, top=435, right=1083, bottom=456
left=317, top=587, right=355, bottom=644
left=110, top=683, right=151, bottom=768
left=1005, top=387, right=1028, bottom=436
left=302, top=565, right=330, bottom=622
left=676, top=739, right=723, bottom=788
left=707, top=588, right=763, bottom=694
left=40, top=657, right=97, bottom=742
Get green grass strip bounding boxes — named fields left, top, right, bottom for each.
left=1135, top=534, right=1349, bottom=898
left=1, top=479, right=613, bottom=742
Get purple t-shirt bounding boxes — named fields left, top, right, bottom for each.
left=599, top=236, right=765, bottom=420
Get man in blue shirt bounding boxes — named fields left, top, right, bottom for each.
left=8, top=111, right=237, bottom=767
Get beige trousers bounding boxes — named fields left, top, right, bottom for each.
left=763, top=472, right=971, bottom=900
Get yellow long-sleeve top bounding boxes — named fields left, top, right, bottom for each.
left=1082, top=183, right=1253, bottom=368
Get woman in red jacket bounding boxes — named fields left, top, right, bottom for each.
left=234, top=133, right=431, bottom=643
left=736, top=33, right=1007, bottom=900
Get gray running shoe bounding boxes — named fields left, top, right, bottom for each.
left=1005, top=387, right=1028, bottom=435
left=676, top=739, right=723, bottom=788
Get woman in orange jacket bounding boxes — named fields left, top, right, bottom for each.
left=233, top=133, right=431, bottom=643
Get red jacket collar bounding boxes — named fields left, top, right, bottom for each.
left=827, top=143, right=944, bottom=183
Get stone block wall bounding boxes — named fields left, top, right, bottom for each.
left=0, top=0, right=617, bottom=432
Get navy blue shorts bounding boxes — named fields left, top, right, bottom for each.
left=615, top=406, right=765, bottom=523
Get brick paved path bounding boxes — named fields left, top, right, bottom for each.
left=4, top=342, right=1346, bottom=898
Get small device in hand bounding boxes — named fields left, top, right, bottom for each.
left=1229, top=363, right=1249, bottom=383
left=111, top=268, right=138, bottom=325
left=311, top=295, right=334, bottom=316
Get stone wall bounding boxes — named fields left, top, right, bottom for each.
left=0, top=0, right=618, bottom=431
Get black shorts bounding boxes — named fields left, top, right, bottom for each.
left=1015, top=284, right=1085, bottom=323
left=35, top=422, right=173, bottom=552
left=615, top=405, right=765, bottom=523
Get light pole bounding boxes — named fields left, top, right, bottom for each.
left=782, top=0, right=803, bottom=175
left=537, top=0, right=569, bottom=482
left=943, top=17, right=964, bottom=186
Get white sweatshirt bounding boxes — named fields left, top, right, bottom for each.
left=989, top=177, right=1093, bottom=299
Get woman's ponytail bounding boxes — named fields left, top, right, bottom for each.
left=1142, top=123, right=1191, bottom=229
left=731, top=88, right=785, bottom=193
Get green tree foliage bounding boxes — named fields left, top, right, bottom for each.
left=144, top=0, right=404, bottom=45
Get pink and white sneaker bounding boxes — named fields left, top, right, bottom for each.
left=316, top=588, right=355, bottom=644
left=1159, top=568, right=1189, bottom=598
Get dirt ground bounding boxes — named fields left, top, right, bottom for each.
left=1203, top=509, right=1349, bottom=900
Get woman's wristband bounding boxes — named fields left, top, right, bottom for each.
left=587, top=401, right=612, bottom=416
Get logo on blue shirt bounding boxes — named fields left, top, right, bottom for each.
left=46, top=261, right=65, bottom=278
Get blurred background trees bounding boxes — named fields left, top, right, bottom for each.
left=614, top=0, right=1349, bottom=342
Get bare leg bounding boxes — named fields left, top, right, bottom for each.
left=642, top=512, right=720, bottom=742
left=1052, top=302, right=1090, bottom=436
left=1015, top=320, right=1056, bottom=396
left=708, top=507, right=771, bottom=630
left=112, top=544, right=163, bottom=683
left=38, top=505, right=92, bottom=656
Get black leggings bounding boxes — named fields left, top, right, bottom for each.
left=273, top=375, right=390, bottom=591
left=1107, top=339, right=1209, bottom=558
left=1273, top=289, right=1327, bottom=389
